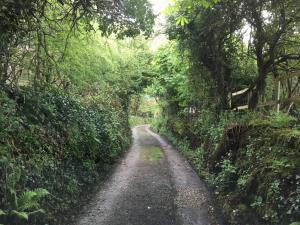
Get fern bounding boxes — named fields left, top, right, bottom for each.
left=33, top=188, right=50, bottom=198
left=18, top=191, right=39, bottom=211
left=2, top=188, right=49, bottom=221
left=3, top=168, right=50, bottom=221
left=28, top=209, right=46, bottom=215
left=11, top=210, right=29, bottom=221
left=18, top=188, right=49, bottom=211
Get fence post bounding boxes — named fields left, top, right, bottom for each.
left=228, top=93, right=232, bottom=109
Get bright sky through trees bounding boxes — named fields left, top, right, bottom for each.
left=149, top=0, right=172, bottom=50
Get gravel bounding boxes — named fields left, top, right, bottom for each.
left=74, top=125, right=223, bottom=225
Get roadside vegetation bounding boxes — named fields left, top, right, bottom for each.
left=1, top=0, right=300, bottom=225
left=149, top=1, right=300, bottom=225
left=129, top=95, right=158, bottom=127
left=0, top=0, right=154, bottom=224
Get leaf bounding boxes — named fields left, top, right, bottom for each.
left=94, top=137, right=100, bottom=143
left=28, top=209, right=45, bottom=216
left=176, top=16, right=189, bottom=26
left=18, top=191, right=38, bottom=210
left=33, top=188, right=50, bottom=198
left=9, top=189, right=18, bottom=209
left=0, top=209, right=6, bottom=216
left=290, top=223, right=300, bottom=225
left=11, top=210, right=29, bottom=221
left=7, top=168, right=21, bottom=189
left=18, top=188, right=49, bottom=211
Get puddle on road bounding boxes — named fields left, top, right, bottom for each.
left=143, top=146, right=164, bottom=163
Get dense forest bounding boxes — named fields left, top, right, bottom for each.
left=0, top=0, right=300, bottom=225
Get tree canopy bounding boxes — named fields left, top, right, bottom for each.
left=165, top=0, right=300, bottom=110
left=0, top=0, right=155, bottom=84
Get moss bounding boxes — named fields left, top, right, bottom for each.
left=144, top=146, right=164, bottom=162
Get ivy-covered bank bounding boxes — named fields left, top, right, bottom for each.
left=0, top=86, right=131, bottom=225
left=152, top=111, right=300, bottom=225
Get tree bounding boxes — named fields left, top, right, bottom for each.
left=0, top=0, right=155, bottom=84
left=150, top=42, right=190, bottom=117
left=167, top=0, right=300, bottom=110
left=243, top=0, right=300, bottom=108
left=167, top=0, right=243, bottom=110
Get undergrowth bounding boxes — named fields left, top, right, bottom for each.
left=152, top=111, right=300, bottom=225
left=0, top=86, right=131, bottom=225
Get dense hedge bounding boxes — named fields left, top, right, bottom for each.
left=153, top=111, right=300, bottom=225
left=0, top=86, right=131, bottom=225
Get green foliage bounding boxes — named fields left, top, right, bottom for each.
left=250, top=196, right=264, bottom=211
left=0, top=87, right=131, bottom=225
left=167, top=0, right=300, bottom=109
left=0, top=0, right=155, bottom=89
left=0, top=1, right=154, bottom=225
left=1, top=188, right=49, bottom=222
left=100, top=0, right=155, bottom=38
left=151, top=39, right=300, bottom=222
left=251, top=112, right=297, bottom=129
left=214, top=160, right=238, bottom=192
left=152, top=0, right=300, bottom=224
left=149, top=41, right=190, bottom=111
left=52, top=33, right=154, bottom=97
left=129, top=116, right=151, bottom=128
left=0, top=151, right=49, bottom=223
left=237, top=174, right=251, bottom=190
left=0, top=26, right=153, bottom=225
left=153, top=107, right=300, bottom=224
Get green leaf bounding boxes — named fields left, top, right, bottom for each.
left=11, top=210, right=29, bottom=220
left=176, top=16, right=189, bottom=26
left=94, top=137, right=100, bottom=143
left=18, top=188, right=49, bottom=211
left=18, top=191, right=38, bottom=210
left=0, top=209, right=6, bottom=216
left=290, top=223, right=300, bottom=225
left=28, top=209, right=45, bottom=216
left=7, top=168, right=21, bottom=189
left=33, top=188, right=50, bottom=198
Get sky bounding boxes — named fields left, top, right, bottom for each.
left=150, top=0, right=171, bottom=15
left=148, top=0, right=252, bottom=49
left=149, top=0, right=173, bottom=50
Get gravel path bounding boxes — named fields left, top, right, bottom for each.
left=74, top=125, right=223, bottom=225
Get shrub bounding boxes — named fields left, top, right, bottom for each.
left=0, top=86, right=131, bottom=225
left=214, top=160, right=238, bottom=192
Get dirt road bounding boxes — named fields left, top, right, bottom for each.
left=74, top=125, right=223, bottom=225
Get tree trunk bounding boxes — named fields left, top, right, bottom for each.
left=249, top=68, right=267, bottom=109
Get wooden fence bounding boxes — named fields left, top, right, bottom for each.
left=230, top=79, right=299, bottom=112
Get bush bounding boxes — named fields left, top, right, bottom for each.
left=155, top=109, right=300, bottom=225
left=250, top=112, right=297, bottom=128
left=129, top=116, right=151, bottom=127
left=0, top=86, right=131, bottom=225
left=214, top=160, right=238, bottom=192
